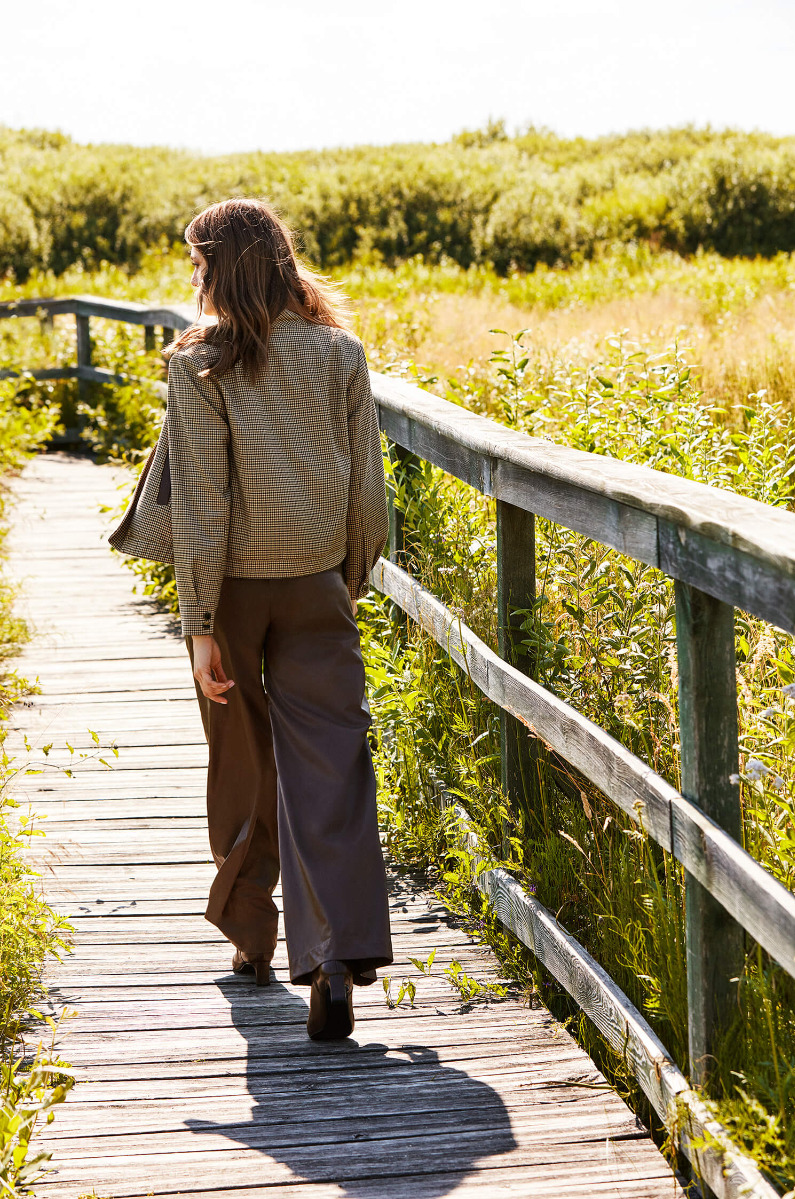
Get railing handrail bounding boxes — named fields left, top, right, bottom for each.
left=0, top=294, right=195, bottom=330
left=370, top=373, right=795, bottom=634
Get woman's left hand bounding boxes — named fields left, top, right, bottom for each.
left=191, top=634, right=235, bottom=704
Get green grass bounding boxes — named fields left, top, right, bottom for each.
left=342, top=243, right=795, bottom=315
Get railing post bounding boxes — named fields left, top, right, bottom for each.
left=161, top=326, right=174, bottom=349
left=387, top=445, right=407, bottom=566
left=387, top=443, right=420, bottom=567
left=76, top=314, right=91, bottom=372
left=75, top=313, right=92, bottom=411
left=144, top=325, right=155, bottom=352
left=675, top=581, right=744, bottom=1088
left=496, top=500, right=538, bottom=845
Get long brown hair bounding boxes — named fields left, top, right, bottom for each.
left=167, top=198, right=350, bottom=381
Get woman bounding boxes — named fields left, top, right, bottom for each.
left=108, top=198, right=393, bottom=1041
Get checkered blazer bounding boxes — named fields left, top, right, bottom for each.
left=108, top=311, right=388, bottom=637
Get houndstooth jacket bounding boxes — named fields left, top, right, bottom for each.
left=107, top=311, right=389, bottom=637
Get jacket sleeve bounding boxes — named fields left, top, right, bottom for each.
left=166, top=352, right=230, bottom=637
left=344, top=342, right=389, bottom=602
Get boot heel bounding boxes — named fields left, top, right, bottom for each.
left=232, top=950, right=271, bottom=986
left=307, top=961, right=355, bottom=1041
left=327, top=971, right=348, bottom=1007
left=253, top=960, right=271, bottom=986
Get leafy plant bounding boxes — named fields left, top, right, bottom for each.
left=444, top=959, right=507, bottom=1004
left=5, top=124, right=795, bottom=282
left=0, top=1017, right=75, bottom=1199
left=382, top=975, right=417, bottom=1010
left=408, top=949, right=437, bottom=976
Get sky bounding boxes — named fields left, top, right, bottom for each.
left=2, top=0, right=794, bottom=154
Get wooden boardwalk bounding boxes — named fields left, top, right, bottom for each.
left=6, top=453, right=684, bottom=1199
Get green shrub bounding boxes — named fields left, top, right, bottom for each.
left=669, top=147, right=795, bottom=257
left=6, top=124, right=795, bottom=279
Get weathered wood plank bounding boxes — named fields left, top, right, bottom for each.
left=45, top=1106, right=644, bottom=1161
left=497, top=498, right=538, bottom=837
left=0, top=367, right=82, bottom=383
left=0, top=294, right=194, bottom=329
left=75, top=314, right=91, bottom=369
left=43, top=990, right=523, bottom=1030
left=34, top=1141, right=676, bottom=1199
left=33, top=1053, right=591, bottom=1102
left=14, top=746, right=205, bottom=774
left=35, top=1172, right=677, bottom=1199
left=40, top=1084, right=621, bottom=1135
left=17, top=812, right=207, bottom=828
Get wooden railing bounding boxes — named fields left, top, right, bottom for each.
left=0, top=296, right=190, bottom=429
left=2, top=296, right=793, bottom=1199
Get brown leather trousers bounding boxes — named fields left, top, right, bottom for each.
left=186, top=566, right=393, bottom=985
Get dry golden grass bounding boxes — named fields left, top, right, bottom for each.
left=357, top=286, right=795, bottom=411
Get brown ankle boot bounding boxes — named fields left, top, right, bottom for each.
left=306, top=960, right=354, bottom=1040
left=232, top=949, right=271, bottom=987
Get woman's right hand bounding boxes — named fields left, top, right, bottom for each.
left=191, top=634, right=235, bottom=704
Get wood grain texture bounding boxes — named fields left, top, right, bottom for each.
left=496, top=499, right=538, bottom=836
left=0, top=294, right=194, bottom=329
left=370, top=372, right=795, bottom=631
left=444, top=798, right=780, bottom=1199
left=6, top=453, right=682, bottom=1199
left=372, top=558, right=795, bottom=979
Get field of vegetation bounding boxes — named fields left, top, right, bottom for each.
left=1, top=122, right=794, bottom=1193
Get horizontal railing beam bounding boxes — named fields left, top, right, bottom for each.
left=0, top=367, right=80, bottom=382
left=442, top=794, right=780, bottom=1199
left=371, top=374, right=795, bottom=633
left=0, top=295, right=194, bottom=331
left=371, top=557, right=795, bottom=979
left=0, top=364, right=166, bottom=400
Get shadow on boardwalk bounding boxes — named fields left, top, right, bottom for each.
left=184, top=977, right=517, bottom=1195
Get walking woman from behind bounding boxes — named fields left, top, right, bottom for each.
left=109, top=198, right=393, bottom=1040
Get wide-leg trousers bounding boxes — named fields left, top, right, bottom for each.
left=186, top=566, right=393, bottom=985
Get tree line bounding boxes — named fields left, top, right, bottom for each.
left=3, top=123, right=795, bottom=279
